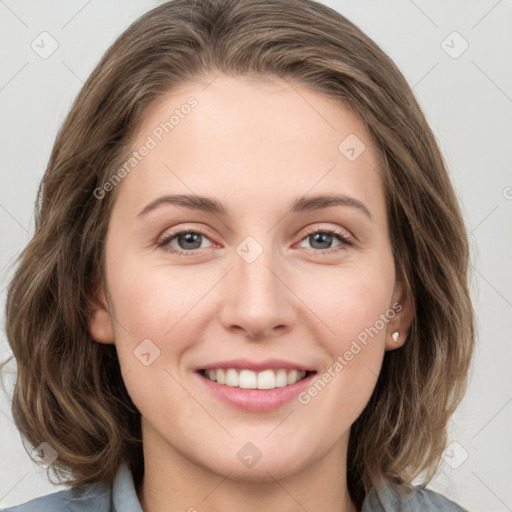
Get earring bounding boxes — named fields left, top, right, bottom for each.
left=392, top=331, right=399, bottom=342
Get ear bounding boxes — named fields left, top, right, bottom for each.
left=87, top=285, right=115, bottom=345
left=385, top=278, right=415, bottom=351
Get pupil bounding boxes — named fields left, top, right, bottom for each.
left=311, top=232, right=332, bottom=249
left=179, top=232, right=202, bottom=250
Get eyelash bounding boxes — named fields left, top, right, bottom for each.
left=157, top=225, right=353, bottom=257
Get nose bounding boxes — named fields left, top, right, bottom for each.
left=218, top=246, right=297, bottom=340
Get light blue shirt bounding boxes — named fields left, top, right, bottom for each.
left=3, top=461, right=469, bottom=511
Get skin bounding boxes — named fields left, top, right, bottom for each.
left=88, top=73, right=414, bottom=512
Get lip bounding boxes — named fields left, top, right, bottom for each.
left=196, top=369, right=316, bottom=412
left=197, top=358, right=315, bottom=372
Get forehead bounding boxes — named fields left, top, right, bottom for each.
left=111, top=74, right=384, bottom=220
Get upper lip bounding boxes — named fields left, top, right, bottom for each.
left=198, top=358, right=315, bottom=372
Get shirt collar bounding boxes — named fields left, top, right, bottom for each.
left=112, top=461, right=144, bottom=512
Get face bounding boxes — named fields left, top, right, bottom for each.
left=89, top=74, right=413, bottom=482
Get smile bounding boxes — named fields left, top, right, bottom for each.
left=199, top=368, right=311, bottom=390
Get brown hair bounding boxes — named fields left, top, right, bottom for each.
left=1, top=0, right=474, bottom=507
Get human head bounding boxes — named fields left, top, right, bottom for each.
left=3, top=0, right=474, bottom=507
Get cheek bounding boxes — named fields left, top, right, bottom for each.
left=106, top=268, right=202, bottom=424
left=104, top=250, right=213, bottom=393
left=298, top=259, right=395, bottom=344
left=296, top=263, right=394, bottom=417
left=107, top=254, right=208, bottom=339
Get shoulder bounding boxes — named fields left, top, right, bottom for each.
left=362, top=478, right=470, bottom=511
left=2, top=482, right=111, bottom=512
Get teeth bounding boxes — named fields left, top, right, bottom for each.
left=202, top=368, right=308, bottom=389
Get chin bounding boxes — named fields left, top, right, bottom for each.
left=193, top=444, right=311, bottom=482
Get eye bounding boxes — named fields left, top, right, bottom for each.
left=297, top=225, right=353, bottom=254
left=157, top=225, right=353, bottom=257
left=157, top=229, right=214, bottom=256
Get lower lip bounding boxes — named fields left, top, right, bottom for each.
left=196, top=371, right=316, bottom=412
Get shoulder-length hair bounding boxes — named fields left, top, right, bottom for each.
left=2, top=0, right=474, bottom=507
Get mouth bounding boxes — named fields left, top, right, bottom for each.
left=195, top=358, right=317, bottom=411
left=196, top=367, right=317, bottom=412
left=197, top=368, right=315, bottom=390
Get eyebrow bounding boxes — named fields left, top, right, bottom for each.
left=136, top=193, right=372, bottom=219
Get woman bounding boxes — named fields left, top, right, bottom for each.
left=2, top=0, right=474, bottom=510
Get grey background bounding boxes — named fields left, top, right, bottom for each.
left=1, top=0, right=511, bottom=510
